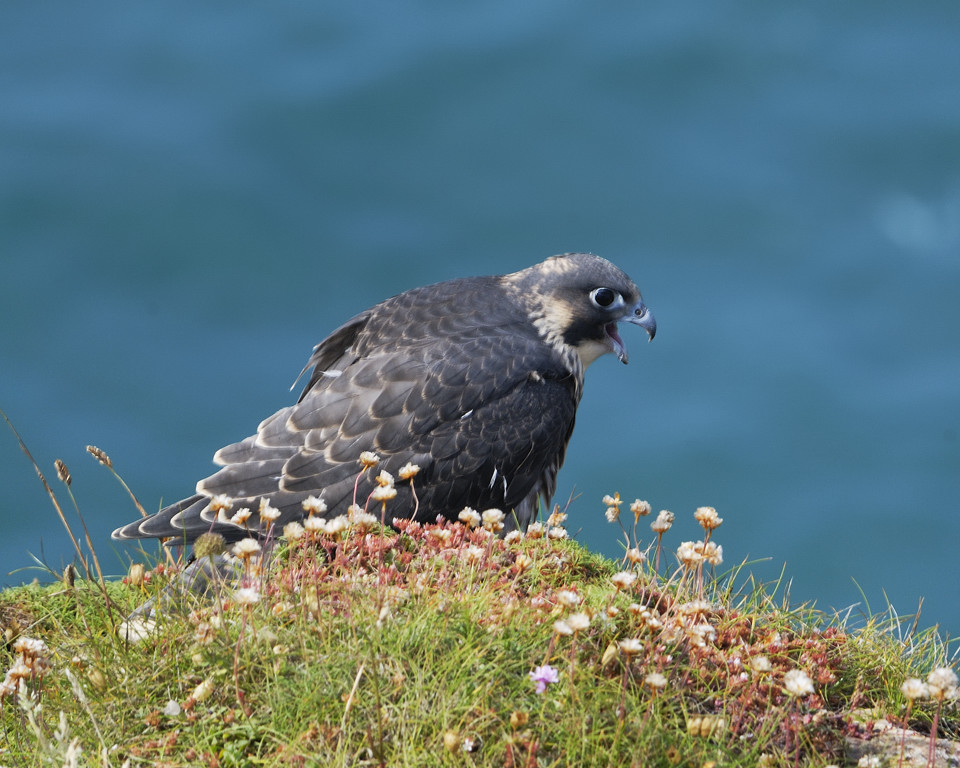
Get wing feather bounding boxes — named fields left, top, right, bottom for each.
left=113, top=276, right=580, bottom=543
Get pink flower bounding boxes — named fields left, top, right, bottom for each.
left=529, top=664, right=560, bottom=694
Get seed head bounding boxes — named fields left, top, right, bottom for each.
left=193, top=532, right=227, bottom=559
left=86, top=445, right=113, bottom=468
left=55, top=459, right=71, bottom=486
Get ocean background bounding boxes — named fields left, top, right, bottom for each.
left=2, top=3, right=958, bottom=638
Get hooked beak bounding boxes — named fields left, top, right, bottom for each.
left=606, top=301, right=656, bottom=365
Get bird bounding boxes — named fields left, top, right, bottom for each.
left=112, top=252, right=656, bottom=547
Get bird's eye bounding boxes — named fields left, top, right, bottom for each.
left=590, top=287, right=619, bottom=308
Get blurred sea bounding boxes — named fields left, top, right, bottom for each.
left=2, top=3, right=959, bottom=637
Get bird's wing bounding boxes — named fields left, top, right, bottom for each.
left=114, top=281, right=578, bottom=542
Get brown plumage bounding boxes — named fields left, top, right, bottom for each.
left=112, top=253, right=655, bottom=545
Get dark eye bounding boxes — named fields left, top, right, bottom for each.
left=590, top=287, right=618, bottom=308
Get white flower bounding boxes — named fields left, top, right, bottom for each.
left=604, top=507, right=619, bottom=523
left=258, top=499, right=281, bottom=523
left=694, top=506, right=723, bottom=531
left=552, top=590, right=579, bottom=609
left=927, top=667, right=959, bottom=700
left=547, top=526, right=568, bottom=540
left=504, top=530, right=523, bottom=545
left=398, top=462, right=420, bottom=480
left=611, top=571, right=637, bottom=590
left=371, top=485, right=397, bottom=503
left=650, top=509, right=674, bottom=533
left=358, top=451, right=380, bottom=468
left=553, top=619, right=573, bottom=636
left=375, top=470, right=395, bottom=488
left=283, top=521, right=305, bottom=540
left=302, top=495, right=328, bottom=516
left=233, top=587, right=261, bottom=606
left=303, top=516, right=326, bottom=533
left=324, top=515, right=350, bottom=535
left=703, top=541, right=723, bottom=566
left=676, top=541, right=704, bottom=568
left=644, top=672, right=668, bottom=689
left=350, top=512, right=380, bottom=532
left=207, top=493, right=233, bottom=513
left=482, top=508, right=506, bottom=533
left=783, top=669, right=814, bottom=697
left=525, top=521, right=545, bottom=539
left=900, top=678, right=928, bottom=701
left=230, top=507, right=252, bottom=526
left=232, top=538, right=261, bottom=558
left=464, top=545, right=486, bottom=564
left=618, top=638, right=644, bottom=656
left=458, top=507, right=481, bottom=528
left=547, top=510, right=567, bottom=526
left=751, top=655, right=772, bottom=674
left=567, top=612, right=591, bottom=632
left=630, top=499, right=652, bottom=518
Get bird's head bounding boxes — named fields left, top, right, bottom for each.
left=504, top=253, right=656, bottom=367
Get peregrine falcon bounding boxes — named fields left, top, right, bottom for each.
left=113, top=253, right=656, bottom=545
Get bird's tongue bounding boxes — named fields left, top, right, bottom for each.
left=606, top=322, right=629, bottom=364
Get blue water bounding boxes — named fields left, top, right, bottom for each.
left=2, top=3, right=959, bottom=638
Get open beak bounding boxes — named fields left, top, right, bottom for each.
left=607, top=301, right=656, bottom=364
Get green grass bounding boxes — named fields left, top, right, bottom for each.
left=0, top=424, right=956, bottom=766
left=1, top=508, right=957, bottom=767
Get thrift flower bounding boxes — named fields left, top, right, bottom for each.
left=482, top=508, right=505, bottom=533
left=553, top=619, right=573, bottom=636
left=283, top=521, right=305, bottom=541
left=302, top=495, right=327, bottom=516
left=358, top=451, right=380, bottom=469
left=567, top=612, right=591, bottom=632
left=259, top=500, right=281, bottom=524
left=618, top=638, right=644, bottom=657
left=603, top=493, right=622, bottom=520
left=900, top=678, right=928, bottom=701
left=694, top=506, right=723, bottom=531
left=644, top=672, right=668, bottom=690
left=783, top=669, right=814, bottom=697
left=232, top=538, right=261, bottom=558
left=398, top=462, right=420, bottom=480
left=233, top=587, right=261, bottom=606
left=631, top=499, right=652, bottom=519
left=529, top=665, right=559, bottom=694
left=611, top=571, right=637, bottom=591
left=650, top=509, right=674, bottom=533
left=207, top=494, right=233, bottom=513
left=927, top=667, right=959, bottom=700
left=458, top=507, right=481, bottom=528
left=525, top=521, right=545, bottom=539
